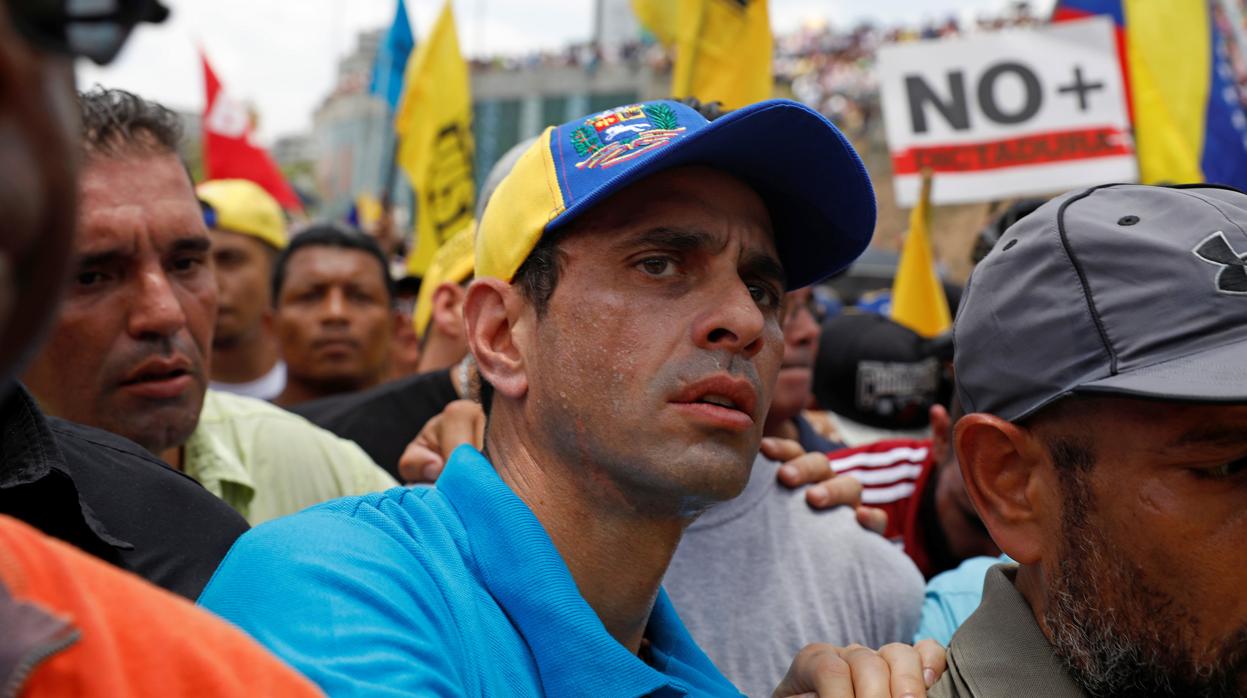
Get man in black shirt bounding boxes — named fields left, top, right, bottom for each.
left=0, top=387, right=247, bottom=598
left=0, top=3, right=247, bottom=599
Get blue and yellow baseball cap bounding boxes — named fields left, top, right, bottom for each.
left=476, top=99, right=876, bottom=290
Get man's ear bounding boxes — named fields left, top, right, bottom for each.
left=954, top=413, right=1054, bottom=565
left=431, top=282, right=466, bottom=339
left=463, top=278, right=528, bottom=400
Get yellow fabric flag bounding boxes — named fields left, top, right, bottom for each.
left=890, top=172, right=951, bottom=338
left=632, top=0, right=773, bottom=110
left=396, top=0, right=475, bottom=277
left=1123, top=0, right=1210, bottom=184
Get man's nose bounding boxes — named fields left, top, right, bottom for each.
left=320, top=287, right=349, bottom=325
left=692, top=279, right=767, bottom=359
left=784, top=302, right=819, bottom=349
left=127, top=267, right=188, bottom=339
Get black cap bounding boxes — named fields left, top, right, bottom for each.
left=813, top=312, right=942, bottom=430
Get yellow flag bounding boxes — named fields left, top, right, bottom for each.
left=1123, top=0, right=1210, bottom=184
left=396, top=0, right=475, bottom=277
left=632, top=0, right=773, bottom=110
left=890, top=172, right=951, bottom=338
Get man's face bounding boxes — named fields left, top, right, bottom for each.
left=211, top=228, right=274, bottom=347
left=22, top=152, right=215, bottom=455
left=0, top=6, right=79, bottom=382
left=1038, top=399, right=1247, bottom=697
left=767, top=287, right=820, bottom=427
left=523, top=166, right=785, bottom=514
left=274, top=246, right=393, bottom=394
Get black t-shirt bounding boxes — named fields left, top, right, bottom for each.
left=0, top=384, right=249, bottom=600
left=292, top=368, right=459, bottom=480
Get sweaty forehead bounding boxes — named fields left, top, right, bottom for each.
left=76, top=153, right=203, bottom=247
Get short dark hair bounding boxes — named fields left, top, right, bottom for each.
left=271, top=222, right=395, bottom=304
left=478, top=226, right=574, bottom=415
left=78, top=86, right=182, bottom=158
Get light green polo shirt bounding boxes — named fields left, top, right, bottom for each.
left=183, top=390, right=398, bottom=525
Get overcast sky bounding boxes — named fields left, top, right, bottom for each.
left=77, top=0, right=1054, bottom=143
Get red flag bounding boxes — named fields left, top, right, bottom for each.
left=201, top=53, right=302, bottom=211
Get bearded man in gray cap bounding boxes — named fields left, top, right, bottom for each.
left=935, top=183, right=1247, bottom=697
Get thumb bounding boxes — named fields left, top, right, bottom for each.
left=760, top=437, right=805, bottom=463
left=855, top=506, right=889, bottom=536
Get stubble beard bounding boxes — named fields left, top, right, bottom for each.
left=532, top=348, right=762, bottom=519
left=1044, top=473, right=1247, bottom=698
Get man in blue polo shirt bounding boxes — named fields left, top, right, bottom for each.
left=199, top=100, right=919, bottom=696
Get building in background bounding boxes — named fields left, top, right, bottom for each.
left=595, top=0, right=642, bottom=55
left=470, top=0, right=662, bottom=188
left=273, top=134, right=318, bottom=209
left=312, top=29, right=408, bottom=219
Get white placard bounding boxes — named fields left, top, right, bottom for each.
left=877, top=16, right=1137, bottom=206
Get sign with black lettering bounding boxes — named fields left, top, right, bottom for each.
left=878, top=17, right=1137, bottom=206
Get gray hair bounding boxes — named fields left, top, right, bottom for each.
left=78, top=86, right=182, bottom=158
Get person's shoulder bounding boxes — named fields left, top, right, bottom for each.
left=49, top=413, right=178, bottom=468
left=201, top=390, right=391, bottom=468
left=0, top=515, right=321, bottom=697
left=200, top=389, right=300, bottom=423
left=199, top=486, right=480, bottom=695
left=926, top=555, right=1011, bottom=595
left=48, top=416, right=241, bottom=502
left=218, top=486, right=452, bottom=569
left=782, top=492, right=924, bottom=585
left=199, top=487, right=469, bottom=644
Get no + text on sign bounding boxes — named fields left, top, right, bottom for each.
left=877, top=16, right=1137, bottom=207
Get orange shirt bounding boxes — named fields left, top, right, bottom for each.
left=0, top=515, right=323, bottom=697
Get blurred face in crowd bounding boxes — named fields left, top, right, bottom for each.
left=0, top=7, right=79, bottom=382
left=502, top=166, right=785, bottom=512
left=274, top=245, right=393, bottom=396
left=211, top=228, right=275, bottom=349
left=23, top=151, right=215, bottom=455
left=967, top=397, right=1247, bottom=697
left=765, top=287, right=820, bottom=429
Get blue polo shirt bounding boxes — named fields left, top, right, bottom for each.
left=198, top=445, right=742, bottom=697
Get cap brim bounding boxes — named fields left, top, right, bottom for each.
left=547, top=100, right=876, bottom=289
left=1074, top=338, right=1247, bottom=404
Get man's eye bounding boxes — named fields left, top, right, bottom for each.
left=748, top=284, right=780, bottom=308
left=1197, top=457, right=1247, bottom=479
left=76, top=271, right=108, bottom=287
left=638, top=257, right=676, bottom=277
left=170, top=256, right=204, bottom=273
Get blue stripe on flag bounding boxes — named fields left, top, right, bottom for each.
left=1201, top=19, right=1247, bottom=189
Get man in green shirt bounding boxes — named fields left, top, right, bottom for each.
left=22, top=87, right=396, bottom=525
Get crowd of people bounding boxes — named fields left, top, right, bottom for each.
left=470, top=2, right=1043, bottom=139
left=3, top=1, right=1247, bottom=697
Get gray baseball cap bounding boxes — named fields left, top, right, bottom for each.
left=956, top=183, right=1247, bottom=422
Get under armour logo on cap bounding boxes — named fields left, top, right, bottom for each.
left=1194, top=231, right=1247, bottom=295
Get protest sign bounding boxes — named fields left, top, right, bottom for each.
left=878, top=16, right=1137, bottom=206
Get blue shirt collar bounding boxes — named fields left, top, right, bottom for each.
left=437, top=445, right=739, bottom=697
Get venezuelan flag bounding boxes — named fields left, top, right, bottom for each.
left=1055, top=0, right=1247, bottom=189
